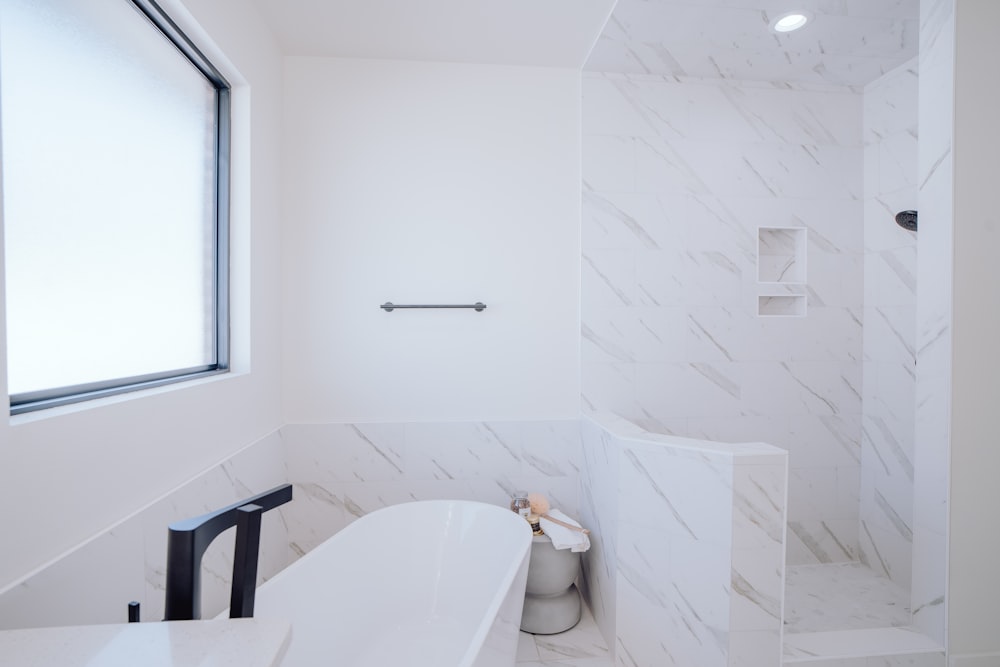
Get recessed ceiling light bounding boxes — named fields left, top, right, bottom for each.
left=772, top=11, right=810, bottom=33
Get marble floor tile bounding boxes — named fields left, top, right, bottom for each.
left=518, top=630, right=541, bottom=662
left=784, top=562, right=911, bottom=634
left=518, top=604, right=612, bottom=665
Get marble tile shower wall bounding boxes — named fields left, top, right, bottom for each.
left=911, top=0, right=953, bottom=644
left=580, top=415, right=788, bottom=667
left=279, top=420, right=581, bottom=558
left=0, top=431, right=290, bottom=629
left=582, top=72, right=864, bottom=567
left=580, top=417, right=620, bottom=647
left=860, top=60, right=918, bottom=590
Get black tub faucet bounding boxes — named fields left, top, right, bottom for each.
left=163, top=484, right=293, bottom=621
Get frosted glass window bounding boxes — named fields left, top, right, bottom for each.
left=1, top=0, right=230, bottom=412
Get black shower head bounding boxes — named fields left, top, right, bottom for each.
left=895, top=210, right=917, bottom=232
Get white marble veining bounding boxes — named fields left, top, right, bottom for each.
left=532, top=610, right=610, bottom=663
left=516, top=604, right=612, bottom=666
left=585, top=0, right=919, bottom=88
left=0, top=419, right=582, bottom=633
left=142, top=431, right=291, bottom=623
left=580, top=16, right=934, bottom=660
left=280, top=419, right=582, bottom=559
left=784, top=562, right=910, bottom=634
left=579, top=418, right=620, bottom=650
left=853, top=58, right=919, bottom=598
left=579, top=415, right=787, bottom=667
left=581, top=71, right=864, bottom=571
left=910, top=0, right=951, bottom=647
left=732, top=461, right=787, bottom=646
left=0, top=410, right=789, bottom=667
left=616, top=457, right=733, bottom=665
left=0, top=619, right=291, bottom=667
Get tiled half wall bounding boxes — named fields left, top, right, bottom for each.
left=581, top=414, right=788, bottom=667
left=0, top=420, right=581, bottom=628
left=0, top=415, right=788, bottom=667
left=0, top=431, right=291, bottom=628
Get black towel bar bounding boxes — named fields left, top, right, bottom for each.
left=380, top=302, right=487, bottom=312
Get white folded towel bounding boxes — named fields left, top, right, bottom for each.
left=540, top=509, right=591, bottom=553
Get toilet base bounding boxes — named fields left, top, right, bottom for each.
left=520, top=583, right=581, bottom=635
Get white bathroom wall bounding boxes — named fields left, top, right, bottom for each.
left=948, top=0, right=1000, bottom=660
left=859, top=60, right=919, bottom=589
left=581, top=72, right=864, bottom=566
left=280, top=57, right=582, bottom=424
left=0, top=431, right=290, bottom=628
left=0, top=0, right=285, bottom=594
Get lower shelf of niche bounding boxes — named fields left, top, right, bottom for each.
left=758, top=294, right=807, bottom=317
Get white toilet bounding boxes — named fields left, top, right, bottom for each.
left=520, top=533, right=582, bottom=634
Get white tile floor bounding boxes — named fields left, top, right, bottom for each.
left=782, top=563, right=943, bottom=666
left=516, top=605, right=612, bottom=667
left=528, top=562, right=920, bottom=666
left=784, top=562, right=911, bottom=634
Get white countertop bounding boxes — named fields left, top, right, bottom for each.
left=0, top=618, right=291, bottom=666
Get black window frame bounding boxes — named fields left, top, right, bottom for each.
left=6, top=0, right=231, bottom=415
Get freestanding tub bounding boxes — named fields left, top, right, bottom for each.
left=249, top=500, right=532, bottom=667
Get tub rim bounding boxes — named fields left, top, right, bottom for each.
left=254, top=498, right=533, bottom=666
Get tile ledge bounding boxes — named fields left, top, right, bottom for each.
left=783, top=626, right=944, bottom=662
left=584, top=413, right=787, bottom=460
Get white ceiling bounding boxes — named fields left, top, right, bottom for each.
left=584, top=0, right=920, bottom=86
left=250, top=0, right=918, bottom=87
left=250, top=0, right=617, bottom=69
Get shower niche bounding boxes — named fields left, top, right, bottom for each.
left=756, top=226, right=807, bottom=317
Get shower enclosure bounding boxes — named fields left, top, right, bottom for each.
left=579, top=0, right=941, bottom=663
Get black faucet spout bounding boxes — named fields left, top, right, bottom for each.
left=163, top=483, right=292, bottom=621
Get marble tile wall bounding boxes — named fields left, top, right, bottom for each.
left=0, top=420, right=581, bottom=629
left=583, top=1, right=918, bottom=88
left=580, top=415, right=787, bottom=667
left=730, top=452, right=788, bottom=667
left=859, top=59, right=919, bottom=590
left=279, top=420, right=582, bottom=559
left=0, top=431, right=290, bottom=628
left=580, top=417, right=620, bottom=648
left=911, top=0, right=953, bottom=645
left=582, top=72, right=864, bottom=568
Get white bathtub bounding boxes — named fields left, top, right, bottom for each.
left=250, top=500, right=532, bottom=667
